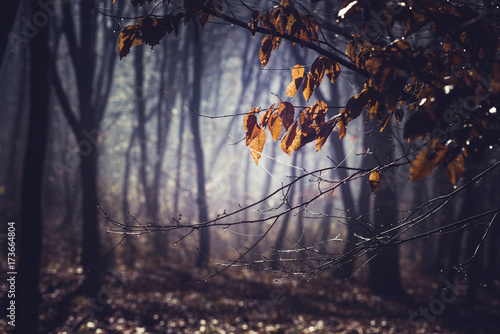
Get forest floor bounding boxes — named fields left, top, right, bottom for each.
left=2, top=263, right=500, bottom=334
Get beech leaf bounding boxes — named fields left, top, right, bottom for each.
left=118, top=25, right=143, bottom=59
left=280, top=120, right=298, bottom=155
left=260, top=35, right=273, bottom=68
left=277, top=102, right=295, bottom=131
left=315, top=119, right=336, bottom=152
left=410, top=144, right=447, bottom=182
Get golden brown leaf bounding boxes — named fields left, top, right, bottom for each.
left=302, top=14, right=319, bottom=41
left=315, top=119, right=337, bottom=152
left=118, top=25, right=143, bottom=59
left=344, top=88, right=369, bottom=122
left=248, top=127, right=267, bottom=165
left=345, top=35, right=370, bottom=61
left=310, top=57, right=326, bottom=84
left=291, top=64, right=305, bottom=80
left=325, top=60, right=341, bottom=84
left=260, top=103, right=275, bottom=128
left=269, top=113, right=283, bottom=141
left=410, top=144, right=447, bottom=182
left=277, top=102, right=295, bottom=130
left=244, top=112, right=267, bottom=164
left=280, top=120, right=298, bottom=155
left=302, top=73, right=316, bottom=102
left=298, top=111, right=313, bottom=134
left=259, top=35, right=273, bottom=68
left=286, top=65, right=305, bottom=98
left=338, top=111, right=347, bottom=140
left=346, top=41, right=357, bottom=62
left=369, top=170, right=381, bottom=192
left=244, top=113, right=259, bottom=145
left=309, top=100, right=328, bottom=125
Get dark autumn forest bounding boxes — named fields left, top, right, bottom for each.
left=1, top=0, right=500, bottom=333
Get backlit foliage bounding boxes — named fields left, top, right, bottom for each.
left=115, top=0, right=500, bottom=186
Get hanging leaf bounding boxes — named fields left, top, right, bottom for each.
left=302, top=73, right=316, bottom=102
left=277, top=102, right=295, bottom=130
left=325, top=60, right=341, bottom=84
left=286, top=65, right=305, bottom=98
left=244, top=112, right=266, bottom=164
left=248, top=128, right=266, bottom=164
left=340, top=88, right=370, bottom=135
left=260, top=103, right=275, bottom=128
left=345, top=35, right=370, bottom=61
left=139, top=16, right=167, bottom=48
left=309, top=100, right=328, bottom=125
left=410, top=143, right=447, bottom=182
left=118, top=25, right=143, bottom=59
left=268, top=113, right=283, bottom=141
left=369, top=170, right=381, bottom=191
left=338, top=110, right=347, bottom=140
left=310, top=57, right=326, bottom=84
left=280, top=120, right=298, bottom=155
left=445, top=152, right=465, bottom=185
left=199, top=11, right=210, bottom=28
left=315, top=119, right=337, bottom=152
left=259, top=35, right=273, bottom=68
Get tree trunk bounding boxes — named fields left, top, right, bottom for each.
left=53, top=0, right=120, bottom=295
left=16, top=0, right=50, bottom=331
left=188, top=27, right=210, bottom=268
left=79, top=144, right=101, bottom=295
left=367, top=125, right=404, bottom=297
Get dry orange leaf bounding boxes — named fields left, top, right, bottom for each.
left=277, top=102, right=295, bottom=130
left=302, top=73, right=316, bottom=102
left=315, top=119, right=336, bottom=152
left=286, top=65, right=305, bottom=98
left=260, top=103, right=275, bottom=128
left=118, top=25, right=143, bottom=59
left=369, top=170, right=381, bottom=192
left=268, top=113, right=283, bottom=141
left=259, top=35, right=273, bottom=68
left=280, top=120, right=298, bottom=155
left=410, top=144, right=447, bottom=182
left=244, top=113, right=266, bottom=164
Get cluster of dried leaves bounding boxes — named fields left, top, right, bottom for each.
left=115, top=0, right=500, bottom=187
left=244, top=0, right=500, bottom=187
